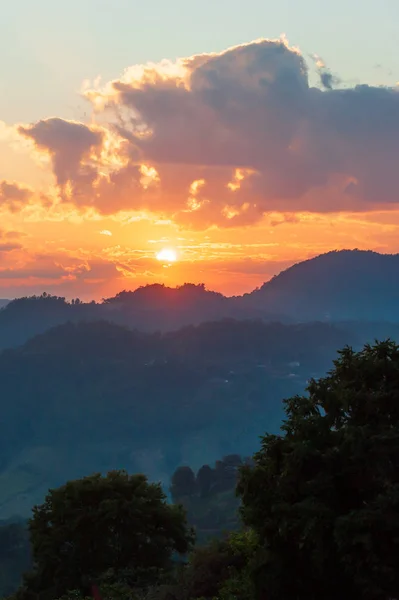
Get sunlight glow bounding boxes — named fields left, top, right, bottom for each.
left=156, top=248, right=177, bottom=262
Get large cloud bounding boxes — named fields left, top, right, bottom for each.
left=18, top=38, right=399, bottom=228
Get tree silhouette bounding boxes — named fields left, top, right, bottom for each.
left=170, top=466, right=198, bottom=503
left=19, top=471, right=193, bottom=600
left=238, top=340, right=399, bottom=600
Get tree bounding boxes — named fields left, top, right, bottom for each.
left=212, top=455, right=242, bottom=494
left=196, top=465, right=213, bottom=498
left=238, top=340, right=399, bottom=600
left=18, top=471, right=193, bottom=600
left=170, top=467, right=197, bottom=503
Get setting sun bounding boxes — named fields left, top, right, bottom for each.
left=156, top=248, right=178, bottom=263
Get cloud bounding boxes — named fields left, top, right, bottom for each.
left=17, top=38, right=399, bottom=228
left=18, top=118, right=104, bottom=203
left=0, top=180, right=33, bottom=212
left=99, top=229, right=112, bottom=236
left=0, top=243, right=23, bottom=252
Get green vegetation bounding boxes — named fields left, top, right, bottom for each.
left=0, top=318, right=347, bottom=519
left=12, top=472, right=193, bottom=600
left=238, top=339, right=399, bottom=600
left=3, top=340, right=399, bottom=599
left=170, top=455, right=247, bottom=545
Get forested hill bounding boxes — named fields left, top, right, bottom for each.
left=0, top=318, right=356, bottom=519
left=1, top=250, right=399, bottom=348
left=244, top=249, right=399, bottom=320
left=0, top=287, right=287, bottom=350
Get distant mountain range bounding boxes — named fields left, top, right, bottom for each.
left=0, top=249, right=398, bottom=350
left=1, top=248, right=399, bottom=519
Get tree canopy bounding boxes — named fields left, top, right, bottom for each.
left=17, top=471, right=193, bottom=600
left=238, top=340, right=399, bottom=600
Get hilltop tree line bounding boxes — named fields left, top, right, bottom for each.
left=1, top=340, right=399, bottom=599
left=170, top=455, right=253, bottom=503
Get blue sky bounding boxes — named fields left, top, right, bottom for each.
left=1, top=0, right=399, bottom=124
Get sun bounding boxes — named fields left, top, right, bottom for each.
left=156, top=248, right=178, bottom=263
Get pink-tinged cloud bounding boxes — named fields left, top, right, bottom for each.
left=0, top=180, right=33, bottom=212
left=18, top=39, right=399, bottom=228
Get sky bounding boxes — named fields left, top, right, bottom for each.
left=1, top=0, right=399, bottom=299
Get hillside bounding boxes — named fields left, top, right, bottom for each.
left=0, top=318, right=356, bottom=519
left=0, top=285, right=288, bottom=350
left=0, top=251, right=398, bottom=350
left=244, top=249, right=399, bottom=321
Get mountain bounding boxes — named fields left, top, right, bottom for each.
left=0, top=250, right=398, bottom=352
left=103, top=283, right=288, bottom=329
left=0, top=286, right=288, bottom=351
left=0, top=318, right=356, bottom=519
left=243, top=249, right=399, bottom=321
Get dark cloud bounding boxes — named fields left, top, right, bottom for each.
left=319, top=70, right=339, bottom=90
left=18, top=118, right=103, bottom=201
left=19, top=39, right=399, bottom=228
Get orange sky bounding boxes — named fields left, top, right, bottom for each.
left=1, top=38, right=399, bottom=300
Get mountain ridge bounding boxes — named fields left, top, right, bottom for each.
left=244, top=249, right=399, bottom=320
left=0, top=249, right=398, bottom=350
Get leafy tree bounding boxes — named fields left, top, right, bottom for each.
left=215, top=530, right=258, bottom=600
left=170, top=467, right=198, bottom=503
left=196, top=465, right=213, bottom=498
left=18, top=471, right=193, bottom=600
left=180, top=537, right=246, bottom=600
left=238, top=340, right=399, bottom=600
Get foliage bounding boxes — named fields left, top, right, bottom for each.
left=213, top=530, right=258, bottom=600
left=170, top=456, right=246, bottom=545
left=0, top=456, right=244, bottom=598
left=149, top=530, right=258, bottom=600
left=238, top=340, right=399, bottom=600
left=0, top=318, right=319, bottom=519
left=17, top=471, right=193, bottom=600
left=170, top=468, right=198, bottom=503
left=0, top=520, right=31, bottom=597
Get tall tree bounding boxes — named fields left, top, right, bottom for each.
left=18, top=471, right=193, bottom=600
left=196, top=465, right=214, bottom=498
left=238, top=340, right=399, bottom=600
left=170, top=466, right=198, bottom=503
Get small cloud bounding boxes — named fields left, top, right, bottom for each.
left=99, top=230, right=112, bottom=236
left=0, top=243, right=22, bottom=252
left=0, top=180, right=33, bottom=212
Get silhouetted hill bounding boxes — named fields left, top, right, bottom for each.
left=103, top=283, right=287, bottom=330
left=104, top=283, right=226, bottom=310
left=0, top=294, right=102, bottom=349
left=0, top=251, right=398, bottom=350
left=0, top=318, right=356, bottom=519
left=244, top=250, right=399, bottom=321
left=0, top=287, right=287, bottom=350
